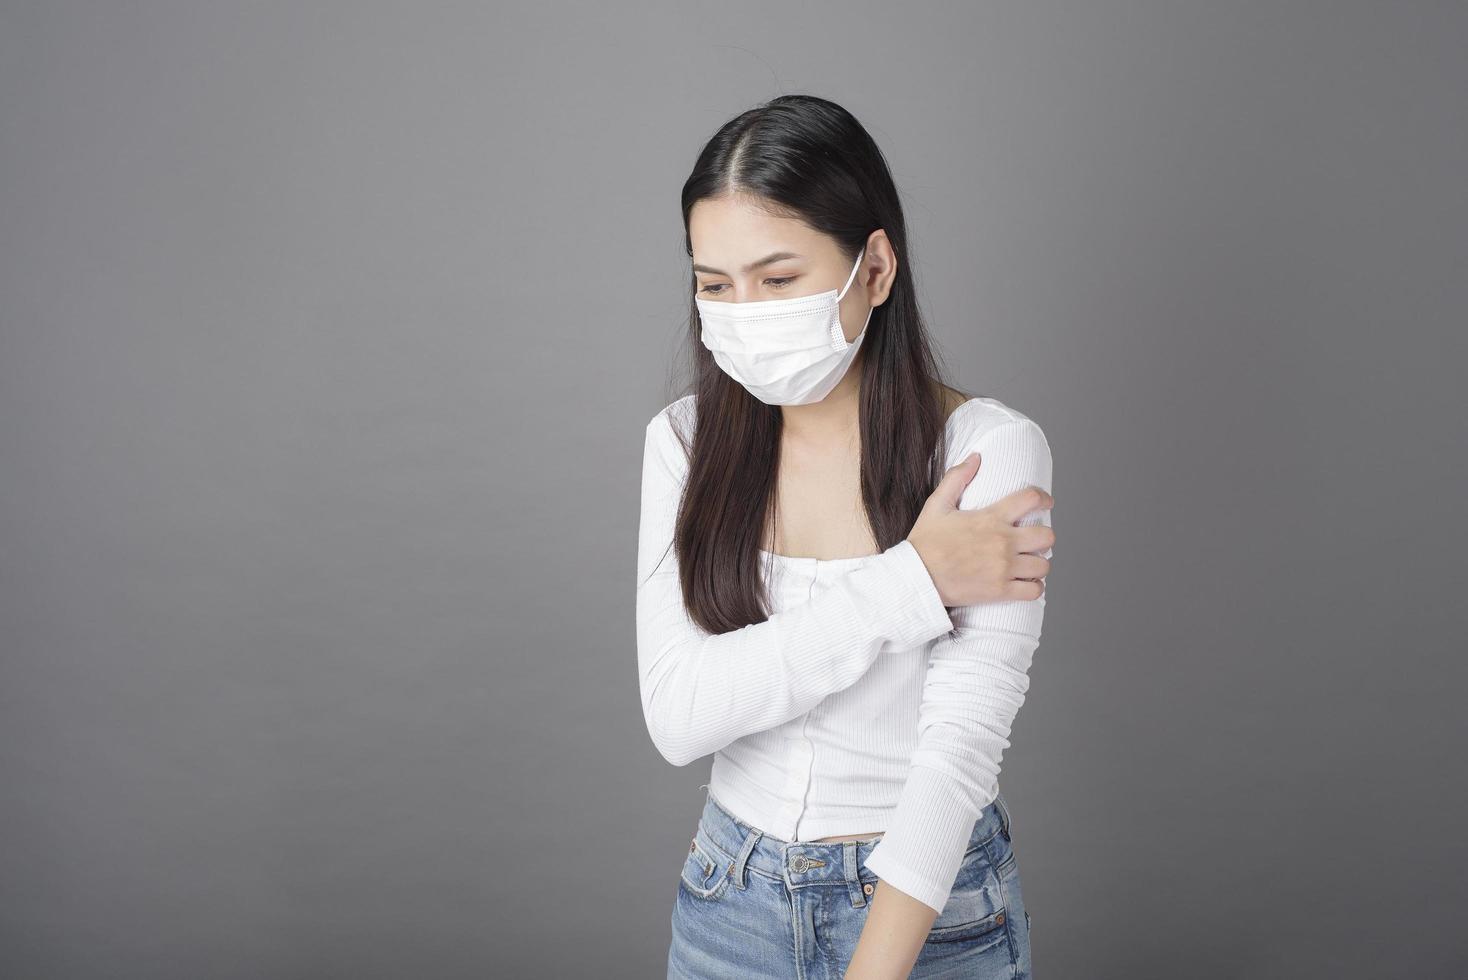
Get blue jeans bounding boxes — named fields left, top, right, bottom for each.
left=667, top=788, right=1033, bottom=979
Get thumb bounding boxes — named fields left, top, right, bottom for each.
left=932, top=451, right=982, bottom=509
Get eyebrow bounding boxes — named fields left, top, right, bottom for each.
left=691, top=251, right=804, bottom=276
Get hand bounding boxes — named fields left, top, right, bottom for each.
left=906, top=451, right=1055, bottom=606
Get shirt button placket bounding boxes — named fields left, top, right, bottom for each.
left=781, top=559, right=820, bottom=839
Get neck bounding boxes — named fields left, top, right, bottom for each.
left=778, top=352, right=864, bottom=442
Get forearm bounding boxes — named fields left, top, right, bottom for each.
left=844, top=881, right=937, bottom=980
left=637, top=538, right=952, bottom=765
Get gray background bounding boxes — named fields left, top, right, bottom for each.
left=1, top=2, right=1464, bottom=977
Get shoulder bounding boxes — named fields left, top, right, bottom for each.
left=646, top=393, right=696, bottom=437
left=645, top=394, right=697, bottom=452
left=945, top=395, right=1048, bottom=440
left=642, top=394, right=696, bottom=483
left=945, top=396, right=1053, bottom=467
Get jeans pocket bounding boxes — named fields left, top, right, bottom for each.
left=924, top=845, right=1009, bottom=946
left=679, top=833, right=732, bottom=901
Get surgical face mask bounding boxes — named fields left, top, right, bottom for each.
left=695, top=247, right=873, bottom=406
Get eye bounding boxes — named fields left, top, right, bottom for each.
left=697, top=277, right=796, bottom=296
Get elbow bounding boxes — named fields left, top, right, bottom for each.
left=637, top=635, right=717, bottom=767
left=641, top=701, right=704, bottom=768
left=649, top=733, right=703, bottom=768
left=655, top=742, right=702, bottom=768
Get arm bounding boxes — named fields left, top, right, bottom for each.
left=636, top=405, right=955, bottom=767
left=861, top=416, right=1054, bottom=916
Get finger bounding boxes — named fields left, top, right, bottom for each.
left=1004, top=578, right=1045, bottom=602
left=1013, top=524, right=1056, bottom=556
left=994, top=485, right=1053, bottom=525
left=931, top=451, right=983, bottom=509
left=1009, top=554, right=1050, bottom=581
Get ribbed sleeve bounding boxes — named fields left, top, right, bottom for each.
left=862, top=416, right=1053, bottom=915
left=635, top=403, right=955, bottom=768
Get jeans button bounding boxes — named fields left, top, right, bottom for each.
left=791, top=856, right=809, bottom=873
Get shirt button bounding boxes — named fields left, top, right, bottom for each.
left=863, top=883, right=874, bottom=895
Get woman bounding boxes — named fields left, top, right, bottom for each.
left=637, top=94, right=1056, bottom=979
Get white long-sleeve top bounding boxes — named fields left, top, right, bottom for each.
left=635, top=393, right=1053, bottom=915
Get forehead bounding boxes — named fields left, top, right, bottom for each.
left=688, top=196, right=828, bottom=267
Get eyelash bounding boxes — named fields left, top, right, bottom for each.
left=698, top=277, right=795, bottom=296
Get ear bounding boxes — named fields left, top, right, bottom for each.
left=860, top=230, right=898, bottom=308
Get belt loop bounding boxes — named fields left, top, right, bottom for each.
left=994, top=793, right=1012, bottom=841
left=842, top=841, right=866, bottom=909
left=730, top=825, right=762, bottom=890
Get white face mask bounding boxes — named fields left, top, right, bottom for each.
left=696, top=247, right=873, bottom=406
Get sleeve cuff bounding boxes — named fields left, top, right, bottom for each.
left=862, top=766, right=983, bottom=915
left=873, top=539, right=953, bottom=647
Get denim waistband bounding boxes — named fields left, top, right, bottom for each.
left=693, top=785, right=1011, bottom=903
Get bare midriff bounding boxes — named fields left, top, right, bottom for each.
left=814, top=832, right=885, bottom=843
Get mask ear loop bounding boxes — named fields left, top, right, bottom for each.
left=831, top=247, right=870, bottom=347
left=835, top=246, right=867, bottom=302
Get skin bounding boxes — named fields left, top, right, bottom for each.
left=689, top=193, right=1055, bottom=979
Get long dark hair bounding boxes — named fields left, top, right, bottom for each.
left=668, top=94, right=969, bottom=634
